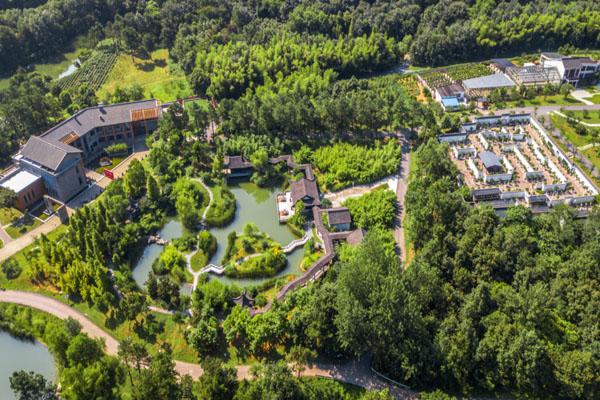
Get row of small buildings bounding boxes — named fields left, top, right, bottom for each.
left=429, top=53, right=599, bottom=110
left=0, top=100, right=164, bottom=210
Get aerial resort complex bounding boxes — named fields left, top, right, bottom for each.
left=1, top=1, right=599, bottom=399
left=440, top=113, right=598, bottom=216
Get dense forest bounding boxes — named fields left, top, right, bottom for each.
left=1, top=1, right=599, bottom=163
left=1, top=0, right=599, bottom=76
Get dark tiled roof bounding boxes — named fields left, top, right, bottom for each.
left=290, top=178, right=320, bottom=206
left=436, top=83, right=464, bottom=97
left=224, top=155, right=252, bottom=170
left=41, top=99, right=160, bottom=143
left=232, top=291, right=254, bottom=308
left=479, top=151, right=502, bottom=170
left=562, top=57, right=597, bottom=70
left=472, top=188, right=501, bottom=197
left=490, top=58, right=516, bottom=70
left=20, top=136, right=81, bottom=171
left=325, top=207, right=352, bottom=226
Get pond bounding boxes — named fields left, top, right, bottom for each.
left=0, top=332, right=56, bottom=400
left=132, top=182, right=304, bottom=290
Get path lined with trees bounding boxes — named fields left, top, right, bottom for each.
left=0, top=289, right=416, bottom=398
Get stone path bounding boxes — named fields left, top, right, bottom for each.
left=0, top=290, right=417, bottom=398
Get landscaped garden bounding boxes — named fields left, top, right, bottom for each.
left=5, top=215, right=42, bottom=239
left=221, top=223, right=286, bottom=278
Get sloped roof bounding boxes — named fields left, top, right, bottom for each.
left=20, top=136, right=81, bottom=171
left=463, top=74, right=515, bottom=90
left=479, top=151, right=502, bottom=170
left=290, top=178, right=320, bottom=206
left=490, top=58, right=516, bottom=71
left=224, top=155, right=252, bottom=170
left=562, top=57, right=598, bottom=70
left=437, top=83, right=464, bottom=97
left=325, top=207, right=352, bottom=226
left=41, top=99, right=160, bottom=143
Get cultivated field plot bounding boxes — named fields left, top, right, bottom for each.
left=450, top=123, right=594, bottom=205
left=57, top=50, right=118, bottom=91
left=419, top=63, right=492, bottom=90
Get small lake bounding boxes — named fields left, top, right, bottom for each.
left=0, top=332, right=56, bottom=400
left=132, top=182, right=304, bottom=289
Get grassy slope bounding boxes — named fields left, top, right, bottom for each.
left=97, top=49, right=192, bottom=102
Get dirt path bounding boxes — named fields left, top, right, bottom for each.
left=0, top=290, right=416, bottom=397
left=324, top=175, right=399, bottom=207
left=394, top=134, right=411, bottom=266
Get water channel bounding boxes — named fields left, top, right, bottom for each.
left=0, top=332, right=56, bottom=400
left=132, top=182, right=304, bottom=290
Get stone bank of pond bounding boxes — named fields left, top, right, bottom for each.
left=0, top=332, right=56, bottom=400
left=132, top=182, right=304, bottom=289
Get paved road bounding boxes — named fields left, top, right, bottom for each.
left=0, top=290, right=416, bottom=398
left=394, top=133, right=411, bottom=266
left=496, top=103, right=600, bottom=117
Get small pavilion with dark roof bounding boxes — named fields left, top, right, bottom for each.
left=232, top=291, right=255, bottom=309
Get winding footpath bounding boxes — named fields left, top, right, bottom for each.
left=0, top=289, right=416, bottom=398
left=185, top=179, right=214, bottom=291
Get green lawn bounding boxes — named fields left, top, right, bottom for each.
left=550, top=114, right=600, bottom=148
left=5, top=216, right=43, bottom=239
left=565, top=110, right=600, bottom=124
left=502, top=94, right=582, bottom=108
left=0, top=35, right=86, bottom=90
left=0, top=207, right=23, bottom=226
left=590, top=94, right=600, bottom=104
left=582, top=147, right=600, bottom=175
left=97, top=49, right=192, bottom=102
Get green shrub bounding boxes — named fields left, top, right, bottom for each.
left=104, top=142, right=128, bottom=156
left=226, top=251, right=287, bottom=278
left=313, top=142, right=401, bottom=190
left=205, top=185, right=236, bottom=227
left=198, top=230, right=217, bottom=258
left=190, top=250, right=208, bottom=271
left=222, top=232, right=237, bottom=264
left=152, top=245, right=185, bottom=275
left=343, top=188, right=398, bottom=230
left=1, top=259, right=21, bottom=280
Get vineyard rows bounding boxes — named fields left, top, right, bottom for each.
left=57, top=51, right=118, bottom=91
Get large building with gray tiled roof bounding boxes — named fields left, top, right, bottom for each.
left=2, top=99, right=164, bottom=205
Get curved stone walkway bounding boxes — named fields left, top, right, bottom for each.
left=0, top=290, right=416, bottom=398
